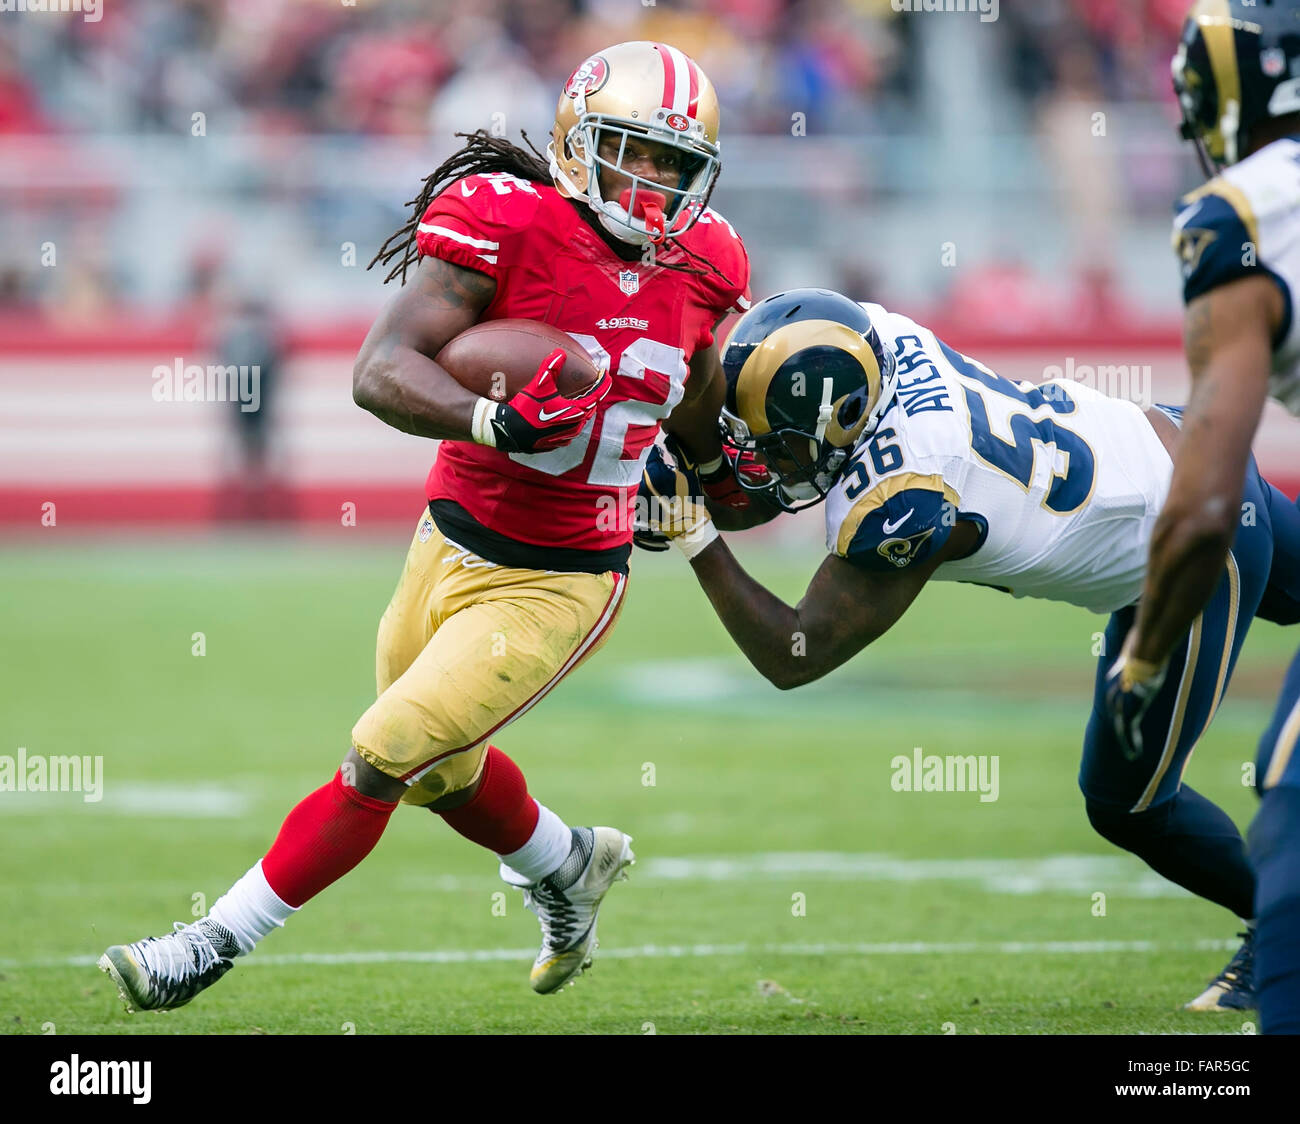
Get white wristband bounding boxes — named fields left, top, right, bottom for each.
left=471, top=397, right=498, bottom=447
left=672, top=518, right=719, bottom=562
left=697, top=454, right=725, bottom=477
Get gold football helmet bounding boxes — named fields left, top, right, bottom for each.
left=549, top=41, right=721, bottom=247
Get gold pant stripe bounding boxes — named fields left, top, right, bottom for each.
left=1263, top=693, right=1300, bottom=790
left=1132, top=612, right=1204, bottom=814
left=404, top=571, right=627, bottom=785
left=1178, top=551, right=1241, bottom=788
left=1204, top=552, right=1241, bottom=727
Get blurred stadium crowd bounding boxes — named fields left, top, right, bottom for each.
left=1, top=0, right=1204, bottom=324
left=4, top=0, right=1191, bottom=138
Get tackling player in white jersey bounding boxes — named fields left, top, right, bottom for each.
left=637, top=287, right=1300, bottom=1013
left=1109, top=0, right=1300, bottom=1034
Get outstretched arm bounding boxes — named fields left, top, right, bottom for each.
left=686, top=537, right=945, bottom=689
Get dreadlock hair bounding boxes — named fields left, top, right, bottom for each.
left=368, top=131, right=550, bottom=287
left=368, top=129, right=737, bottom=291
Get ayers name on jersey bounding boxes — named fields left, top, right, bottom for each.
left=822, top=305, right=1175, bottom=614
left=416, top=172, right=750, bottom=562
left=1173, top=135, right=1300, bottom=417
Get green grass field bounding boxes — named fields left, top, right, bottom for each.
left=1, top=529, right=1293, bottom=1035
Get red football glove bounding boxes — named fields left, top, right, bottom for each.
left=696, top=442, right=772, bottom=512
left=488, top=348, right=612, bottom=454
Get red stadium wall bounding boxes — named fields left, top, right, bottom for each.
left=0, top=316, right=427, bottom=529
left=2, top=316, right=1296, bottom=530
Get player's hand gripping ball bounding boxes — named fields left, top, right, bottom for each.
left=492, top=348, right=611, bottom=453
left=436, top=319, right=610, bottom=453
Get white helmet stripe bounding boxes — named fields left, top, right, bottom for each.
left=661, top=43, right=691, bottom=113
left=813, top=377, right=835, bottom=443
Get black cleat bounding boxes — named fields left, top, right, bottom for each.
left=1184, top=929, right=1255, bottom=1011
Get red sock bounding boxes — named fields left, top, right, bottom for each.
left=261, top=769, right=398, bottom=908
left=439, top=746, right=539, bottom=854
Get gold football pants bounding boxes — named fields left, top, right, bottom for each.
left=351, top=509, right=627, bottom=806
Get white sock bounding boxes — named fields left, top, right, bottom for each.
left=498, top=803, right=572, bottom=884
left=205, top=860, right=298, bottom=956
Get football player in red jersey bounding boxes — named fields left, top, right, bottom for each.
left=99, top=41, right=752, bottom=1011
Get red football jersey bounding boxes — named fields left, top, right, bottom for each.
left=415, top=172, right=750, bottom=551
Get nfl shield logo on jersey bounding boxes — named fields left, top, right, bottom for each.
left=618, top=269, right=639, bottom=296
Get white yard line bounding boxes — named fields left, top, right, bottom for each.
left=0, top=783, right=250, bottom=818
left=4, top=936, right=1237, bottom=972
left=397, top=852, right=1192, bottom=898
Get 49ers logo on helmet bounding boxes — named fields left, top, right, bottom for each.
left=665, top=112, right=691, bottom=132
left=565, top=56, right=610, bottom=99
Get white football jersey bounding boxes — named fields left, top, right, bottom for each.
left=823, top=304, right=1173, bottom=614
left=1173, top=136, right=1300, bottom=416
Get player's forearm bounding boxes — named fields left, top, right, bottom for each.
left=353, top=344, right=480, bottom=441
left=1131, top=422, right=1250, bottom=665
left=665, top=344, right=726, bottom=465
left=1131, top=281, right=1275, bottom=667
left=688, top=539, right=827, bottom=689
left=663, top=398, right=724, bottom=469
left=1131, top=507, right=1236, bottom=665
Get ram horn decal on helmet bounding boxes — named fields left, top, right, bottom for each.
left=719, top=288, right=899, bottom=513
left=1171, top=0, right=1300, bottom=176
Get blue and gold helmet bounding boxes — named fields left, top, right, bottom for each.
left=1173, top=0, right=1300, bottom=174
left=720, top=288, right=897, bottom=512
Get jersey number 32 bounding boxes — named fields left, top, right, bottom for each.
left=509, top=335, right=688, bottom=487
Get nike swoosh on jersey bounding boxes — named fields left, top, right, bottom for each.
left=881, top=509, right=915, bottom=535
left=461, top=181, right=478, bottom=197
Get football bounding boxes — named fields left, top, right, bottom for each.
left=436, top=319, right=601, bottom=403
